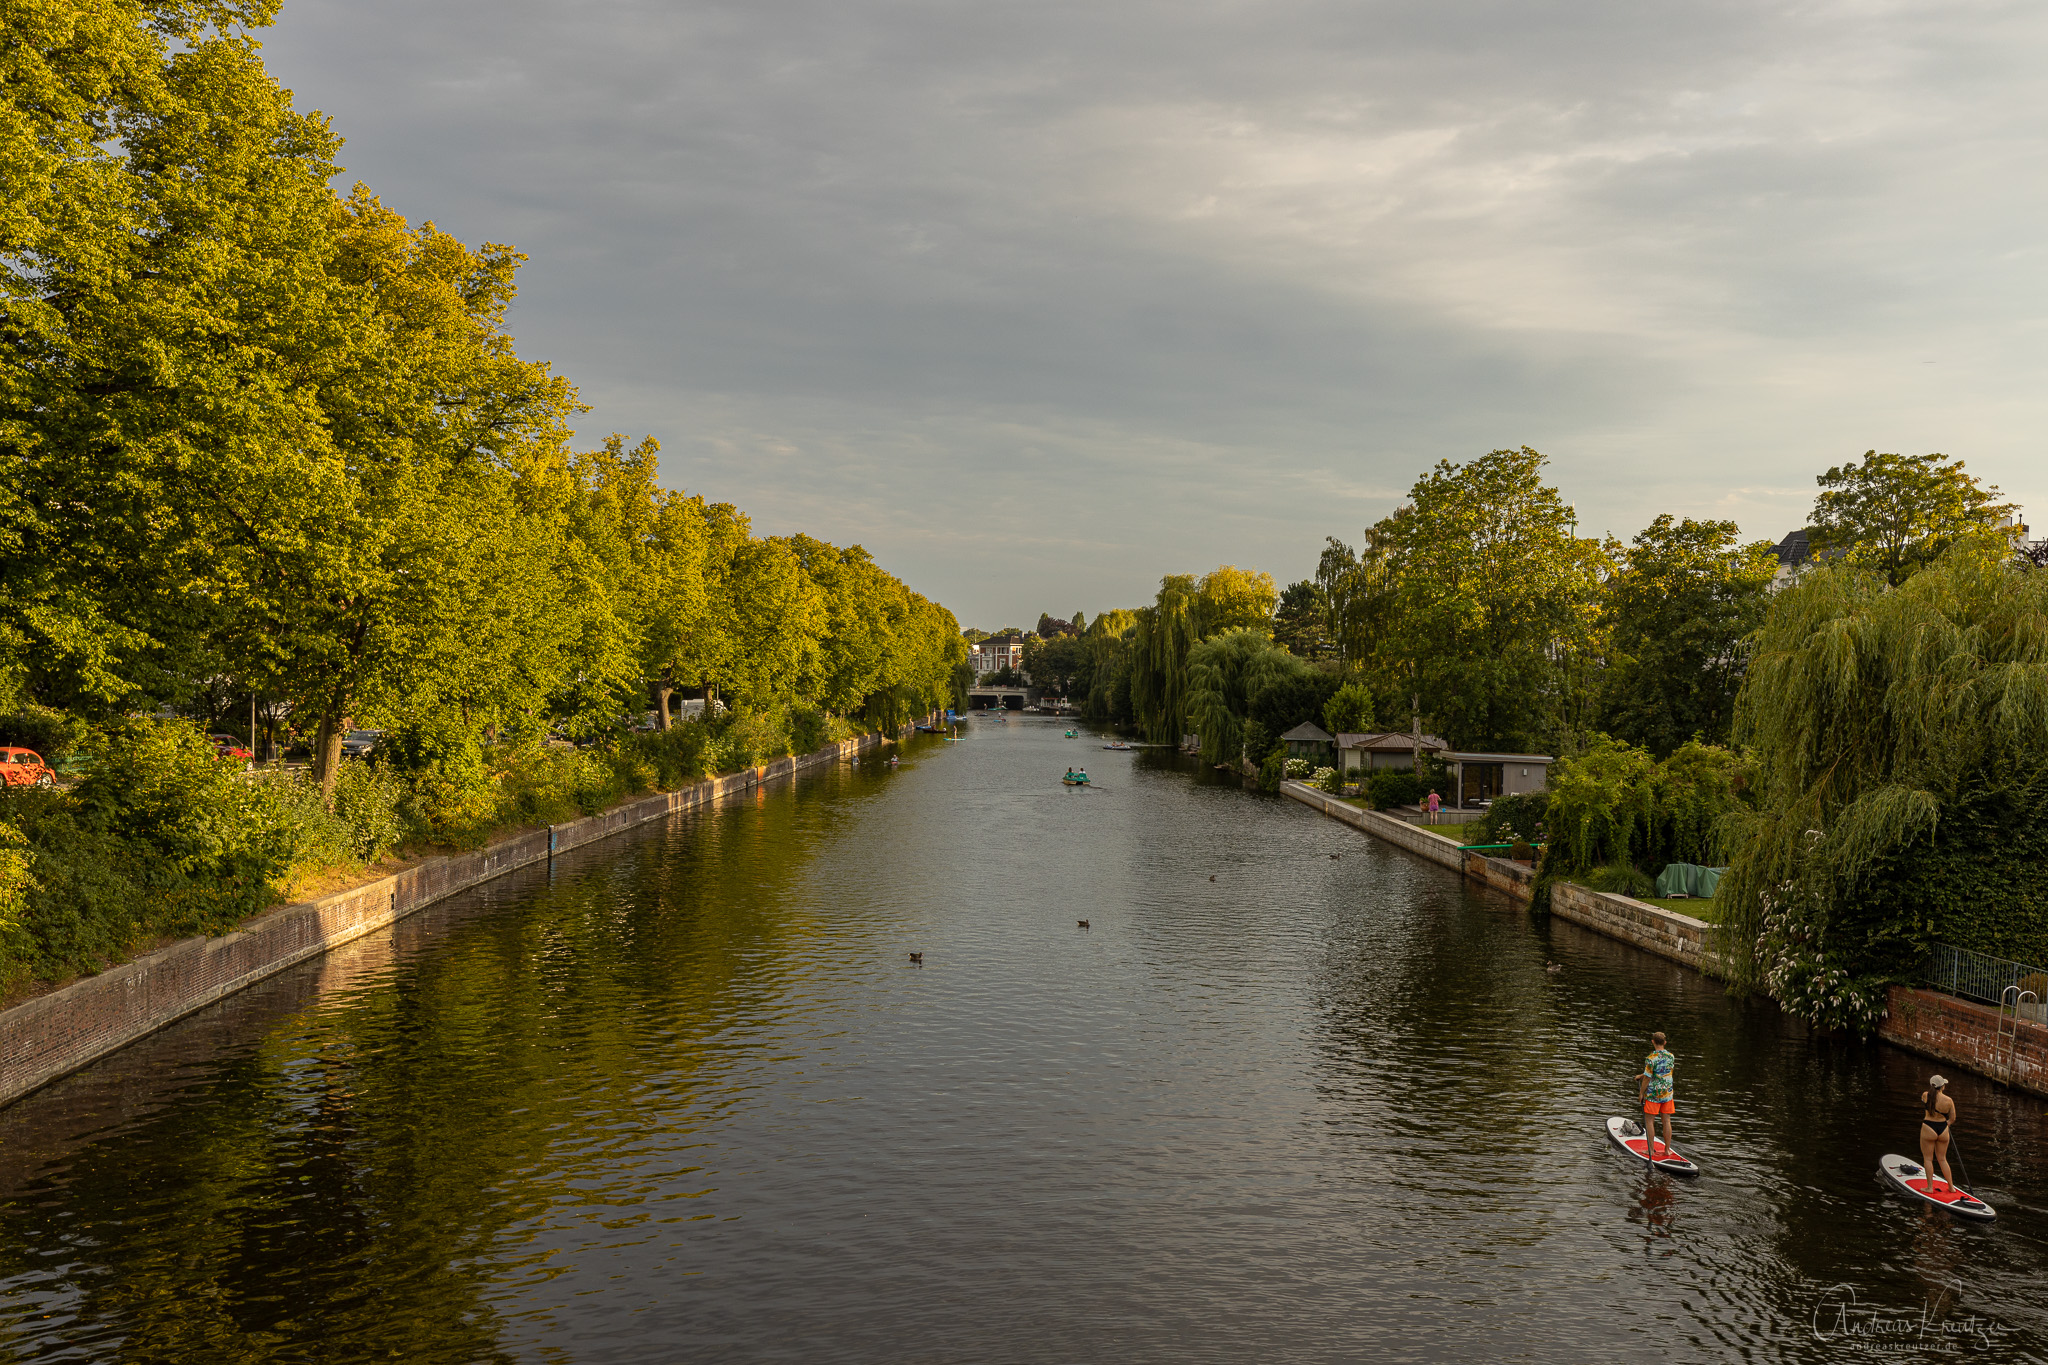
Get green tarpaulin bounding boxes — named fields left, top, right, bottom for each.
left=1655, top=863, right=1725, bottom=899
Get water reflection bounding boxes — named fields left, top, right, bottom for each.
left=0, top=721, right=2041, bottom=1362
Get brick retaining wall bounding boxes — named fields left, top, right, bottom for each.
left=1879, top=985, right=2048, bottom=1101
left=0, top=731, right=890, bottom=1110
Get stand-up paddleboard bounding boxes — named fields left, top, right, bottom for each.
left=1605, top=1117, right=1700, bottom=1175
left=1879, top=1154, right=1996, bottom=1221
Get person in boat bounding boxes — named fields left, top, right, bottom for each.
left=1919, top=1075, right=1957, bottom=1193
left=1635, top=1031, right=1677, bottom=1161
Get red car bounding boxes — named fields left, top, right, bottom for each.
left=0, top=747, right=56, bottom=787
left=209, top=734, right=254, bottom=762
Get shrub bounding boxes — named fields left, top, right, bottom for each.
left=378, top=716, right=497, bottom=846
left=1312, top=766, right=1339, bottom=793
left=1479, top=791, right=1549, bottom=847
left=1258, top=750, right=1285, bottom=793
left=1364, top=769, right=1426, bottom=810
left=1284, top=758, right=1311, bottom=778
left=1585, top=863, right=1656, bottom=898
left=330, top=761, right=410, bottom=859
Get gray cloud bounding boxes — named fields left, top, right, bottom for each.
left=261, top=0, right=2048, bottom=626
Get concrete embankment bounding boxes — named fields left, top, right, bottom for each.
left=1281, top=779, right=2047, bottom=1099
left=0, top=731, right=894, bottom=1111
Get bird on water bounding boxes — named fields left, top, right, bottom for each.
left=909, top=952, right=923, bottom=964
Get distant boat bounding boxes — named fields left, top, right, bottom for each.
left=1102, top=742, right=1133, bottom=751
left=1062, top=773, right=1090, bottom=786
left=1064, top=730, right=1076, bottom=738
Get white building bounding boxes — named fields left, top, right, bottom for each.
left=969, top=635, right=1029, bottom=679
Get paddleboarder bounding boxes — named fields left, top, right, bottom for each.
left=1636, top=1031, right=1678, bottom=1163
left=1918, top=1075, right=1958, bottom=1195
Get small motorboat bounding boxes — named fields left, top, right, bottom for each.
left=1102, top=742, right=1133, bottom=751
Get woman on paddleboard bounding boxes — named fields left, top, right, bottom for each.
left=1919, top=1075, right=1958, bottom=1194
left=1636, top=1032, right=1677, bottom=1161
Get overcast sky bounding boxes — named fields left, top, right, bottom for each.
left=260, top=0, right=2048, bottom=630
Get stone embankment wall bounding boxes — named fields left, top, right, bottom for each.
left=0, top=731, right=892, bottom=1111
left=1283, top=779, right=2048, bottom=1097
left=1879, top=986, right=2048, bottom=1100
left=1547, top=882, right=1724, bottom=978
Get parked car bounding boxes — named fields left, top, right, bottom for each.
left=340, top=729, right=383, bottom=760
left=0, top=747, right=57, bottom=788
left=209, top=734, right=254, bottom=762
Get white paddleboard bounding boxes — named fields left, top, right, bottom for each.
left=1879, top=1154, right=1996, bottom=1221
left=1606, top=1117, right=1700, bottom=1175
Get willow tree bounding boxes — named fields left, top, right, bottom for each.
left=1184, top=628, right=1306, bottom=765
left=1717, top=545, right=2048, bottom=1031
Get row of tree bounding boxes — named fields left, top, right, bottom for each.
left=1039, top=443, right=2035, bottom=1028
left=0, top=0, right=963, bottom=804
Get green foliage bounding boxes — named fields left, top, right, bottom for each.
left=1323, top=682, right=1375, bottom=735
left=1336, top=448, right=1610, bottom=754
left=0, top=820, right=34, bottom=934
left=1185, top=628, right=1305, bottom=765
left=1540, top=735, right=1754, bottom=886
left=1584, top=864, right=1657, bottom=898
left=1271, top=580, right=1329, bottom=659
left=1364, top=769, right=1427, bottom=810
left=0, top=718, right=314, bottom=990
left=330, top=762, right=410, bottom=861
left=1807, top=451, right=2016, bottom=587
left=1257, top=750, right=1286, bottom=793
left=1598, top=516, right=1777, bottom=756
left=1718, top=546, right=2048, bottom=1030
left=1478, top=791, right=1549, bottom=846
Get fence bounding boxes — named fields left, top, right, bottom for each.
left=1923, top=942, right=2048, bottom=1013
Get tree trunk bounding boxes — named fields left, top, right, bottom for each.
left=1411, top=693, right=1423, bottom=777
left=312, top=712, right=351, bottom=809
left=655, top=671, right=675, bottom=731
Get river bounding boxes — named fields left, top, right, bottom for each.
left=1, top=717, right=2044, bottom=1362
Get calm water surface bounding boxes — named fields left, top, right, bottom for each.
left=2, top=720, right=2045, bottom=1362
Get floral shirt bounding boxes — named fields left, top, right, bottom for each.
left=1643, top=1048, right=1676, bottom=1103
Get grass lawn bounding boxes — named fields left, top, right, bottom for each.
left=1639, top=896, right=1721, bottom=922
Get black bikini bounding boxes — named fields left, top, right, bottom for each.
left=1922, top=1093, right=1950, bottom=1137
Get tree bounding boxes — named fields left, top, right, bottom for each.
left=1807, top=450, right=2016, bottom=586
left=1354, top=448, right=1610, bottom=754
left=1597, top=515, right=1777, bottom=756
left=1718, top=543, right=2048, bottom=1031
left=1185, top=629, right=1306, bottom=765
left=1272, top=580, right=1328, bottom=659
left=1193, top=565, right=1278, bottom=636
left=1323, top=682, right=1374, bottom=735
left=1023, top=632, right=1088, bottom=697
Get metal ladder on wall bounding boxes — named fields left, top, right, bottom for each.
left=1996, top=986, right=2038, bottom=1086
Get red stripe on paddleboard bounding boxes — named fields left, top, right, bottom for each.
left=1903, top=1178, right=1972, bottom=1205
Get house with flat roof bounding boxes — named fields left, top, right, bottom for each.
left=1334, top=732, right=1552, bottom=807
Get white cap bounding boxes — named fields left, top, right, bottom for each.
left=1929, top=1075, right=1948, bottom=1088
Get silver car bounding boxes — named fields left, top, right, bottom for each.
left=339, top=729, right=382, bottom=759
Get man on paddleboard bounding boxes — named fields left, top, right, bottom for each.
left=1636, top=1032, right=1677, bottom=1162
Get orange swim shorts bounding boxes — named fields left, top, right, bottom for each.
left=1643, top=1099, right=1675, bottom=1116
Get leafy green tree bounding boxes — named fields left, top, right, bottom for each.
left=1718, top=544, right=2048, bottom=1030
left=1598, top=515, right=1777, bottom=756
left=1322, top=682, right=1375, bottom=735
left=1355, top=448, right=1609, bottom=754
left=1185, top=629, right=1303, bottom=765
left=1272, top=580, right=1328, bottom=658
left=1808, top=450, right=2016, bottom=586
left=1023, top=631, right=1089, bottom=697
